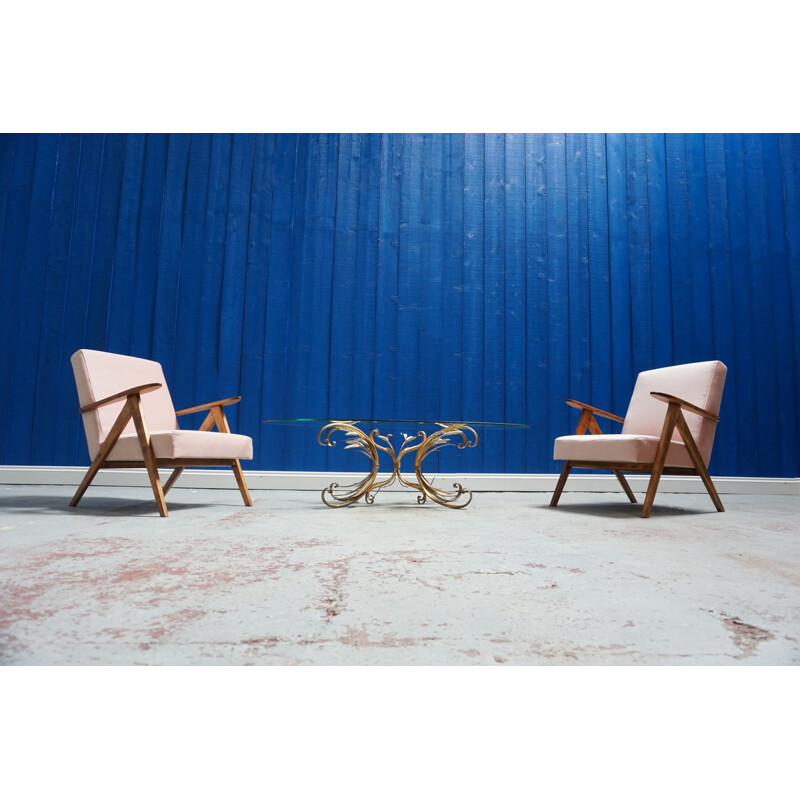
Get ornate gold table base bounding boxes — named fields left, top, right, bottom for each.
left=317, top=422, right=479, bottom=509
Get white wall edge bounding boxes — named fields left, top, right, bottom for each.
left=1, top=466, right=798, bottom=496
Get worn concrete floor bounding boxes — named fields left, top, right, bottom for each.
left=1, top=484, right=798, bottom=666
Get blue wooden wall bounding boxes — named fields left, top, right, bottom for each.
left=1, top=133, right=798, bottom=477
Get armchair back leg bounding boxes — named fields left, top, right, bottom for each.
left=675, top=412, right=725, bottom=512
left=613, top=470, right=638, bottom=503
left=550, top=463, right=572, bottom=507
left=70, top=400, right=134, bottom=508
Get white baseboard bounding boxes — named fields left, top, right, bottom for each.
left=0, top=466, right=797, bottom=495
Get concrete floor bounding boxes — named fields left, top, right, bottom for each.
left=1, top=483, right=798, bottom=665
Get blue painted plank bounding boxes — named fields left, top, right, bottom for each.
left=129, top=134, right=168, bottom=360
left=438, top=133, right=465, bottom=472
left=779, top=133, right=800, bottom=477
left=396, top=133, right=424, bottom=421
left=30, top=134, right=82, bottom=465
left=171, top=133, right=212, bottom=412
left=5, top=135, right=59, bottom=464
left=328, top=133, right=360, bottom=422
left=54, top=134, right=105, bottom=465
left=83, top=134, right=126, bottom=352
left=525, top=133, right=550, bottom=469
left=240, top=133, right=275, bottom=468
left=106, top=134, right=147, bottom=357
left=606, top=133, right=633, bottom=417
left=373, top=133, right=402, bottom=421
left=645, top=133, right=673, bottom=370
left=0, top=134, right=36, bottom=462
left=327, top=133, right=361, bottom=472
left=261, top=134, right=298, bottom=469
left=586, top=133, right=613, bottom=430
left=626, top=134, right=653, bottom=376
left=724, top=133, right=758, bottom=476
left=685, top=134, right=714, bottom=359
left=743, top=134, right=779, bottom=477
left=566, top=133, right=591, bottom=414
left=503, top=132, right=526, bottom=472
left=419, top=133, right=444, bottom=426
left=666, top=134, right=694, bottom=366
left=764, top=134, right=797, bottom=478
left=217, top=133, right=255, bottom=435
left=482, top=133, right=505, bottom=470
left=0, top=135, right=17, bottom=248
left=151, top=133, right=191, bottom=379
left=545, top=133, right=570, bottom=446
left=703, top=133, right=738, bottom=473
left=461, top=134, right=485, bottom=429
left=353, top=133, right=381, bottom=418
left=193, top=134, right=232, bottom=403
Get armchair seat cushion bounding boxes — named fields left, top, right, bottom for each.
left=553, top=434, right=694, bottom=469
left=107, top=430, right=253, bottom=462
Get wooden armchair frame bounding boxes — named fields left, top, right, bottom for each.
left=70, top=384, right=252, bottom=517
left=550, top=393, right=725, bottom=518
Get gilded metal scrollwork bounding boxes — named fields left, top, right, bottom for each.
left=317, top=421, right=478, bottom=509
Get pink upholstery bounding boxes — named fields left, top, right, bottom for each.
left=107, top=430, right=253, bottom=461
left=553, top=361, right=727, bottom=466
left=71, top=349, right=252, bottom=463
left=553, top=434, right=694, bottom=468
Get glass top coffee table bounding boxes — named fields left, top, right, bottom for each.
left=262, top=418, right=528, bottom=509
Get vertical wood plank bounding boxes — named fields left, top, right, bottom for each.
left=779, top=134, right=800, bottom=477
left=30, top=134, right=82, bottom=465
left=666, top=133, right=694, bottom=365
left=627, top=133, right=653, bottom=376
left=645, top=133, right=673, bottom=369
left=240, top=133, right=275, bottom=468
left=764, top=133, right=797, bottom=478
left=261, top=134, right=298, bottom=469
left=373, top=133, right=402, bottom=421
left=438, top=133, right=465, bottom=472
left=483, top=133, right=505, bottom=470
left=6, top=135, right=59, bottom=464
left=586, top=133, right=613, bottom=426
left=725, top=132, right=758, bottom=476
left=462, top=133, right=485, bottom=429
left=703, top=133, right=738, bottom=473
left=503, top=132, right=526, bottom=472
left=606, top=133, right=633, bottom=416
left=743, top=133, right=779, bottom=476
left=525, top=133, right=550, bottom=468
left=171, top=133, right=212, bottom=412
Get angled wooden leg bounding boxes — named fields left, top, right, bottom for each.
left=163, top=467, right=185, bottom=496
left=550, top=463, right=572, bottom=507
left=209, top=407, right=253, bottom=507
left=642, top=403, right=680, bottom=518
left=231, top=460, right=253, bottom=506
left=70, top=401, right=134, bottom=507
left=613, top=470, right=637, bottom=503
left=675, top=411, right=725, bottom=512
left=129, top=394, right=168, bottom=517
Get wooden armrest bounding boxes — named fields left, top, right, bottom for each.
left=650, top=392, right=720, bottom=422
left=79, top=383, right=162, bottom=414
left=565, top=399, right=625, bottom=423
left=175, top=396, right=242, bottom=416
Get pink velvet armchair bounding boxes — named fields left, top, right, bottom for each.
left=70, top=349, right=253, bottom=516
left=550, top=361, right=727, bottom=517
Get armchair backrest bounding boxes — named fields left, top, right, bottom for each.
left=71, top=349, right=178, bottom=459
left=621, top=361, right=727, bottom=465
